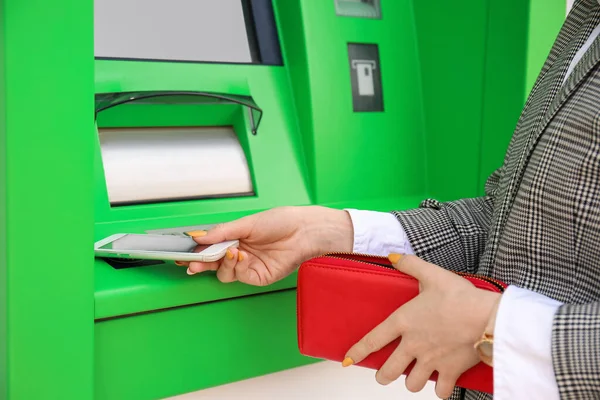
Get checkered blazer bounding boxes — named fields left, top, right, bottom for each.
left=393, top=0, right=600, bottom=398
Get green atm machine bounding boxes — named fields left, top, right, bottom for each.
left=1, top=0, right=566, bottom=399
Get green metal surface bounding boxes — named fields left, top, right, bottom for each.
left=0, top=0, right=95, bottom=399
left=95, top=290, right=315, bottom=400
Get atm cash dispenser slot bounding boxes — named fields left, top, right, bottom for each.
left=94, top=91, right=262, bottom=206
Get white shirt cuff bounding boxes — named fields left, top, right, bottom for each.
left=494, top=285, right=563, bottom=400
left=345, top=209, right=415, bottom=256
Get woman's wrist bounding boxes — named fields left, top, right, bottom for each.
left=473, top=290, right=503, bottom=366
left=484, top=292, right=502, bottom=333
left=302, top=206, right=354, bottom=256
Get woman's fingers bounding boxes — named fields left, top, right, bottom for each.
left=345, top=308, right=405, bottom=366
left=187, top=261, right=220, bottom=275
left=404, top=361, right=434, bottom=393
left=216, top=248, right=238, bottom=283
left=179, top=247, right=250, bottom=285
left=185, top=215, right=255, bottom=244
left=184, top=248, right=242, bottom=283
left=234, top=251, right=263, bottom=286
left=434, top=372, right=460, bottom=399
left=375, top=342, right=414, bottom=385
left=233, top=250, right=251, bottom=282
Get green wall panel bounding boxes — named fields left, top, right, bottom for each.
left=0, top=3, right=7, bottom=397
left=0, top=0, right=95, bottom=399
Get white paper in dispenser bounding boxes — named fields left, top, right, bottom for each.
left=98, top=126, right=254, bottom=205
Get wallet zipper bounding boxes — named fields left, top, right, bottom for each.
left=320, top=252, right=506, bottom=293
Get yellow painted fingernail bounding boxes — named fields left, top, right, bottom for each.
left=238, top=252, right=244, bottom=262
left=184, top=230, right=207, bottom=237
left=342, top=357, right=354, bottom=367
left=388, top=253, right=403, bottom=264
left=226, top=249, right=234, bottom=260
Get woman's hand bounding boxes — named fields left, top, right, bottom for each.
left=344, top=254, right=501, bottom=399
left=176, top=206, right=354, bottom=286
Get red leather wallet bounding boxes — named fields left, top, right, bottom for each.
left=296, top=253, right=507, bottom=394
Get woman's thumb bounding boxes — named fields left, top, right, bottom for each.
left=185, top=217, right=253, bottom=244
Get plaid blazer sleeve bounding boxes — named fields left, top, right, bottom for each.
left=552, top=302, right=600, bottom=399
left=391, top=167, right=502, bottom=274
